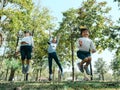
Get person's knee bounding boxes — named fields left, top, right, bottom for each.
left=26, top=60, right=30, bottom=64
left=88, top=57, right=91, bottom=62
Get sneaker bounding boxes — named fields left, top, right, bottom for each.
left=22, top=65, right=26, bottom=74
left=84, top=66, right=90, bottom=75
left=83, top=76, right=89, bottom=81
left=49, top=74, right=52, bottom=81
left=25, top=65, right=30, bottom=74
left=77, top=63, right=84, bottom=73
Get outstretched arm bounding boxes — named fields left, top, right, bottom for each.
left=48, top=30, right=52, bottom=44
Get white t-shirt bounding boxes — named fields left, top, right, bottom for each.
left=77, top=37, right=96, bottom=52
left=21, top=36, right=34, bottom=47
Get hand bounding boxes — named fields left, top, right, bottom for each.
left=79, top=40, right=82, bottom=46
left=92, top=49, right=96, bottom=53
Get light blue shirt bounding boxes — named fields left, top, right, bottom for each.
left=48, top=36, right=59, bottom=53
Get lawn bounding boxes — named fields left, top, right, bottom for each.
left=0, top=81, right=120, bottom=90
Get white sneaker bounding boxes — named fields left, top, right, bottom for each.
left=25, top=65, right=30, bottom=74
left=49, top=74, right=52, bottom=81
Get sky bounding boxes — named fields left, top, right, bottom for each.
left=40, top=0, right=120, bottom=24
left=39, top=0, right=119, bottom=72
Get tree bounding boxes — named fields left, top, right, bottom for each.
left=108, top=0, right=120, bottom=79
left=111, top=54, right=120, bottom=81
left=0, top=0, right=54, bottom=81
left=56, top=0, right=113, bottom=81
left=94, top=58, right=108, bottom=81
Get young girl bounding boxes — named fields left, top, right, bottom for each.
left=77, top=28, right=96, bottom=75
left=47, top=34, right=63, bottom=81
left=20, top=30, right=34, bottom=74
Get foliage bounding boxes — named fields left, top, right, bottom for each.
left=5, top=58, right=20, bottom=69
left=111, top=54, right=120, bottom=80
left=0, top=0, right=54, bottom=81
left=94, top=58, right=109, bottom=80
left=55, top=0, right=114, bottom=67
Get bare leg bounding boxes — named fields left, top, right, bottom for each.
left=26, top=60, right=30, bottom=65
left=22, top=60, right=25, bottom=74
left=85, top=57, right=91, bottom=66
left=84, top=57, right=91, bottom=75
left=77, top=58, right=88, bottom=73
left=79, top=58, right=89, bottom=66
left=26, top=60, right=30, bottom=73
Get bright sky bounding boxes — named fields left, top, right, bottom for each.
left=40, top=0, right=120, bottom=24
left=40, top=0, right=119, bottom=72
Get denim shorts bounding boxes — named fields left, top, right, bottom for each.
left=20, top=45, right=32, bottom=60
left=77, top=50, right=91, bottom=60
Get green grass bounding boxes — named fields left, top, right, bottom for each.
left=0, top=81, right=120, bottom=90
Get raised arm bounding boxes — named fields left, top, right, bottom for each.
left=48, top=31, right=52, bottom=44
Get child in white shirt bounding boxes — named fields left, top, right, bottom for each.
left=77, top=28, right=96, bottom=75
left=20, top=30, right=34, bottom=74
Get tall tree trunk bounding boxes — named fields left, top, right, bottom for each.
left=71, top=33, right=74, bottom=81
left=39, top=68, right=42, bottom=80
left=8, top=67, right=16, bottom=81
left=90, top=62, right=93, bottom=80
left=99, top=74, right=101, bottom=80
left=35, top=69, right=39, bottom=81
left=101, top=73, right=104, bottom=81
left=58, top=70, right=61, bottom=82
left=5, top=68, right=9, bottom=80
left=53, top=66, right=55, bottom=81
left=0, top=71, right=4, bottom=80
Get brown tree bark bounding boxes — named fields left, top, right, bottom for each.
left=8, top=67, right=16, bottom=81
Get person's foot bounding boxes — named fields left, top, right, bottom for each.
left=77, top=63, right=84, bottom=73
left=84, top=66, right=90, bottom=75
left=83, top=76, right=89, bottom=81
left=22, top=65, right=26, bottom=74
left=49, top=74, right=52, bottom=81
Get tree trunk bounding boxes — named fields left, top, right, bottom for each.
left=71, top=33, right=74, bottom=81
left=35, top=69, right=39, bottom=81
left=40, top=69, right=42, bottom=80
left=0, top=71, right=4, bottom=80
left=58, top=70, right=61, bottom=82
left=53, top=66, right=55, bottom=81
left=8, top=67, right=16, bottom=81
left=101, top=73, right=104, bottom=81
left=5, top=68, right=9, bottom=80
left=99, top=74, right=101, bottom=80
left=90, top=62, right=93, bottom=80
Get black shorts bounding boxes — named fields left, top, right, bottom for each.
left=20, top=45, right=32, bottom=60
left=77, top=50, right=91, bottom=60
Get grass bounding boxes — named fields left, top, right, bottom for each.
left=0, top=81, right=120, bottom=90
